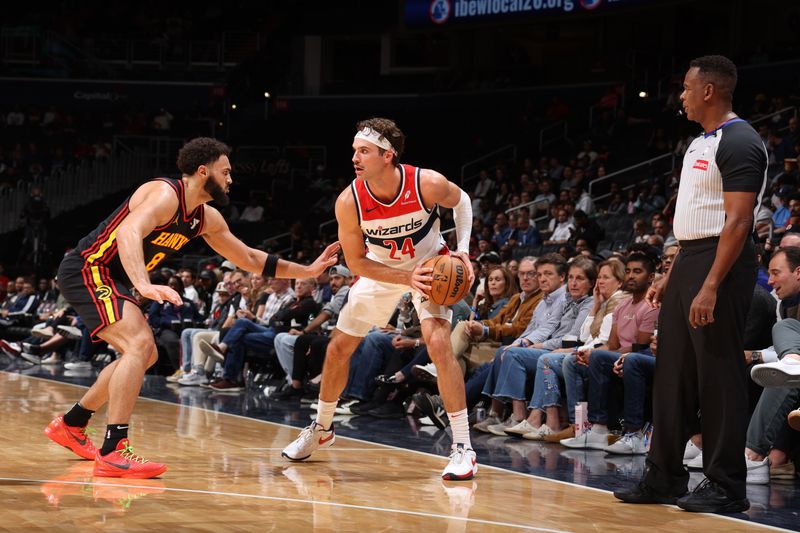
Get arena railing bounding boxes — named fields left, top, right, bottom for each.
left=749, top=106, right=797, bottom=130
left=0, top=151, right=148, bottom=235
left=113, top=135, right=189, bottom=175
left=538, top=121, right=569, bottom=153
left=505, top=201, right=550, bottom=229
left=459, top=144, right=517, bottom=188
left=587, top=152, right=676, bottom=198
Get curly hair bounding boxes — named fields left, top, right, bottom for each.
left=355, top=117, right=405, bottom=165
left=689, top=55, right=737, bottom=99
left=176, top=137, right=232, bottom=176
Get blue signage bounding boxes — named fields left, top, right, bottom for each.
left=406, top=0, right=657, bottom=26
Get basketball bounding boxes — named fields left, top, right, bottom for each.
left=422, top=254, right=470, bottom=306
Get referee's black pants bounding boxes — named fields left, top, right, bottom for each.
left=645, top=237, right=755, bottom=500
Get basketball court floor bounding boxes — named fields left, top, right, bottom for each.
left=1, top=358, right=797, bottom=532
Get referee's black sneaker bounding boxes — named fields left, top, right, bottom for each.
left=614, top=480, right=683, bottom=505
left=675, top=479, right=749, bottom=513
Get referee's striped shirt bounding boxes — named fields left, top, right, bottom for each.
left=673, top=118, right=767, bottom=241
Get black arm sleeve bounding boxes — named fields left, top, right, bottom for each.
left=717, top=122, right=767, bottom=193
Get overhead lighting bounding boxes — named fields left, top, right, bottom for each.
left=264, top=91, right=271, bottom=98
left=638, top=91, right=648, bottom=98
left=231, top=104, right=237, bottom=110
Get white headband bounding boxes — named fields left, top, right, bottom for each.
left=354, top=127, right=395, bottom=153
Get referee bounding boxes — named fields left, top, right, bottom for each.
left=614, top=55, right=767, bottom=513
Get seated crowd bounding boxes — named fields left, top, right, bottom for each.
left=4, top=226, right=800, bottom=487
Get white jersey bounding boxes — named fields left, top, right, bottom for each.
left=673, top=118, right=767, bottom=241
left=351, top=163, right=446, bottom=271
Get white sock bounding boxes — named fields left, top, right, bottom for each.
left=592, top=424, right=608, bottom=434
left=315, top=400, right=337, bottom=431
left=448, top=408, right=471, bottom=449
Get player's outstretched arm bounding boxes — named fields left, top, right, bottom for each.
left=117, top=181, right=184, bottom=305
left=202, top=206, right=339, bottom=279
left=419, top=169, right=475, bottom=287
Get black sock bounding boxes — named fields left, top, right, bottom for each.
left=62, top=402, right=94, bottom=428
left=100, top=424, right=129, bottom=456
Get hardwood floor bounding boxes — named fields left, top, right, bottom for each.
left=0, top=372, right=789, bottom=532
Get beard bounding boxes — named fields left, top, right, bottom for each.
left=204, top=173, right=230, bottom=206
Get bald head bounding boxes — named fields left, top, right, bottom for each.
left=780, top=233, right=800, bottom=250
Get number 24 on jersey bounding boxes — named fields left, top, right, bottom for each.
left=383, top=238, right=416, bottom=260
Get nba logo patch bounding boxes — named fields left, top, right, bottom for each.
left=693, top=159, right=709, bottom=171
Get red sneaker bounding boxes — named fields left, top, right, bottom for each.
left=93, top=439, right=167, bottom=479
left=44, top=416, right=98, bottom=460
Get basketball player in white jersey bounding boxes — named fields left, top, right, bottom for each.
left=282, top=117, right=478, bottom=479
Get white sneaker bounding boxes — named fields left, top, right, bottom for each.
left=522, top=424, right=554, bottom=441
left=560, top=425, right=609, bottom=450
left=31, top=325, right=55, bottom=339
left=56, top=325, right=83, bottom=340
left=686, top=451, right=704, bottom=469
left=335, top=399, right=358, bottom=415
left=473, top=414, right=502, bottom=433
left=165, top=368, right=185, bottom=383
left=604, top=431, right=647, bottom=455
left=413, top=363, right=438, bottom=379
left=683, top=440, right=702, bottom=465
left=19, top=352, right=41, bottom=364
left=419, top=416, right=435, bottom=426
left=178, top=371, right=208, bottom=386
left=746, top=456, right=769, bottom=485
left=487, top=417, right=521, bottom=436
left=64, top=360, right=92, bottom=370
left=40, top=353, right=62, bottom=365
left=504, top=419, right=538, bottom=437
left=282, top=422, right=335, bottom=461
left=441, top=444, right=478, bottom=481
left=750, top=358, right=800, bottom=388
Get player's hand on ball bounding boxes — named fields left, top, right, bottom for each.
left=138, top=284, right=182, bottom=306
left=410, top=262, right=433, bottom=294
left=308, top=241, right=341, bottom=277
left=452, top=251, right=475, bottom=287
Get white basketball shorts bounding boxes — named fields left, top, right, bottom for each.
left=335, top=276, right=452, bottom=337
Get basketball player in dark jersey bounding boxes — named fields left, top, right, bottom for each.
left=44, top=137, right=339, bottom=478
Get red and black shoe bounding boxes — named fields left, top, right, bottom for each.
left=94, top=439, right=167, bottom=479
left=44, top=416, right=98, bottom=460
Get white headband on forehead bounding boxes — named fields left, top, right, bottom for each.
left=354, top=127, right=395, bottom=153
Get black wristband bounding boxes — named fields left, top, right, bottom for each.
left=262, top=254, right=279, bottom=277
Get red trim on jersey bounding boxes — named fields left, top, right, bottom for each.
left=80, top=204, right=130, bottom=260
left=355, top=164, right=425, bottom=221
